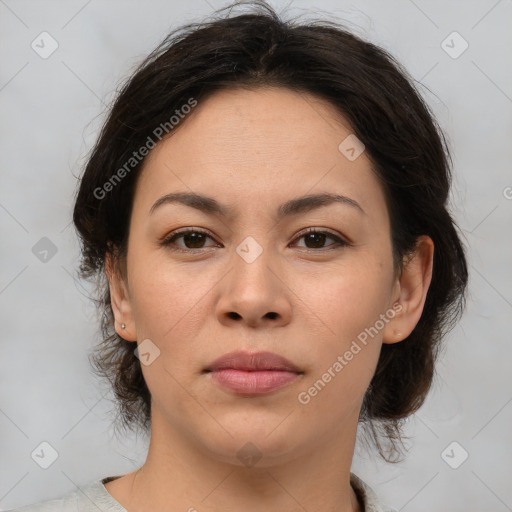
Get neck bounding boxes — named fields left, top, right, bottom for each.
left=106, top=409, right=362, bottom=512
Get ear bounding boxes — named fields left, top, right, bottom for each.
left=382, top=235, right=434, bottom=344
left=105, top=251, right=137, bottom=342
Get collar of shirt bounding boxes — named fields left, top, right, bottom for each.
left=5, top=472, right=398, bottom=512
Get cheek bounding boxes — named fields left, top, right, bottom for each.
left=300, top=258, right=393, bottom=340
left=127, top=252, right=214, bottom=345
left=294, top=281, right=386, bottom=418
left=127, top=261, right=214, bottom=410
left=295, top=256, right=393, bottom=394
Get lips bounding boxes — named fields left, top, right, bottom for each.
left=206, top=351, right=302, bottom=373
left=205, top=351, right=303, bottom=395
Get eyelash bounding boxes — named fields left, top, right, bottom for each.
left=159, top=227, right=350, bottom=253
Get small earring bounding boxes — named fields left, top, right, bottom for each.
left=121, top=323, right=126, bottom=329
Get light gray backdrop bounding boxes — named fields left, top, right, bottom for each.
left=1, top=1, right=511, bottom=510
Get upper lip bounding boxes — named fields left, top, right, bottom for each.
left=206, top=351, right=302, bottom=373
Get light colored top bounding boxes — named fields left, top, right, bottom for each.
left=4, top=472, right=398, bottom=512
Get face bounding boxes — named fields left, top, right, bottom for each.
left=108, top=86, right=431, bottom=467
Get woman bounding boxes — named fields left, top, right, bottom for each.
left=8, top=1, right=468, bottom=511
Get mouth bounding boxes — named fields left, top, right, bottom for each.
left=204, top=351, right=304, bottom=396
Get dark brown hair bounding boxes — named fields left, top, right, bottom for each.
left=72, top=0, right=468, bottom=462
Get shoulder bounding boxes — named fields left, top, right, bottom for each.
left=2, top=490, right=78, bottom=512
left=3, top=477, right=125, bottom=512
left=350, top=472, right=399, bottom=512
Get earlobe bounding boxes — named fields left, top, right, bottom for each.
left=105, top=251, right=138, bottom=342
left=382, top=235, right=434, bottom=344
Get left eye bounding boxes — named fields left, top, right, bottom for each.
left=293, top=229, right=348, bottom=250
left=160, top=228, right=348, bottom=252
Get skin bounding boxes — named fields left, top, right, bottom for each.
left=104, top=86, right=434, bottom=512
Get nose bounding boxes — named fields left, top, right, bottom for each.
left=215, top=242, right=292, bottom=329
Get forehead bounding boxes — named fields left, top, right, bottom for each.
left=133, top=86, right=388, bottom=223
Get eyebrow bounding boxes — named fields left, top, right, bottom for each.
left=149, top=191, right=365, bottom=219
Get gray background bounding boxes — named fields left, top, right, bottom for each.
left=1, top=0, right=511, bottom=510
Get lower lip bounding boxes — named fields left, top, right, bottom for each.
left=209, top=369, right=301, bottom=395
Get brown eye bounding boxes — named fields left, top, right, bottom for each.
left=160, top=227, right=348, bottom=253
left=303, top=232, right=329, bottom=249
left=293, top=229, right=348, bottom=250
left=160, top=229, right=218, bottom=251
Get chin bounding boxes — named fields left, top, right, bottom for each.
left=197, top=413, right=308, bottom=468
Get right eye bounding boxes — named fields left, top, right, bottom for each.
left=160, top=228, right=220, bottom=252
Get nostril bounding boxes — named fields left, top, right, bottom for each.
left=226, top=312, right=277, bottom=320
